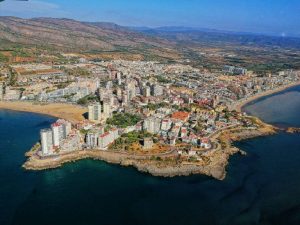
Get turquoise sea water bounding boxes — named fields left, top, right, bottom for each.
left=1, top=86, right=300, bottom=225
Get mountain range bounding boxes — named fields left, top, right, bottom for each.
left=1, top=16, right=300, bottom=72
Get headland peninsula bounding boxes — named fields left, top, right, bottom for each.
left=1, top=59, right=299, bottom=180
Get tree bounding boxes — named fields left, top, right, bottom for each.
left=106, top=113, right=141, bottom=128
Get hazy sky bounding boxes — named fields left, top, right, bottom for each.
left=1, top=0, right=300, bottom=37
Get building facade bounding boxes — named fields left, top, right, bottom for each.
left=40, top=129, right=53, bottom=155
left=88, top=104, right=102, bottom=122
left=0, top=83, right=3, bottom=100
left=143, top=117, right=161, bottom=134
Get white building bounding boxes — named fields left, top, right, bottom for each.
left=51, top=124, right=60, bottom=147
left=102, top=102, right=111, bottom=120
left=86, top=128, right=119, bottom=150
left=143, top=86, right=151, bottom=97
left=143, top=138, right=153, bottom=150
left=161, top=119, right=172, bottom=131
left=201, top=138, right=212, bottom=149
left=88, top=104, right=102, bottom=122
left=57, top=119, right=72, bottom=136
left=122, top=93, right=128, bottom=106
left=143, top=117, right=161, bottom=134
left=86, top=131, right=99, bottom=148
left=126, top=81, right=136, bottom=100
left=151, top=84, right=164, bottom=96
left=98, top=132, right=114, bottom=149
left=110, top=128, right=119, bottom=140
left=0, top=83, right=3, bottom=100
left=51, top=119, right=71, bottom=147
left=3, top=88, right=20, bottom=101
left=40, top=129, right=53, bottom=155
left=60, top=132, right=81, bottom=152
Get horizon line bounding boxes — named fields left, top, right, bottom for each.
left=1, top=15, right=300, bottom=39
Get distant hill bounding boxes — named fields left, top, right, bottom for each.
left=134, top=26, right=300, bottom=73
left=135, top=26, right=300, bottom=49
left=1, top=16, right=300, bottom=73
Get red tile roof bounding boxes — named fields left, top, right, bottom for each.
left=171, top=111, right=190, bottom=121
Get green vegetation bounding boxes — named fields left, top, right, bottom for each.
left=172, top=105, right=180, bottom=110
left=156, top=75, right=170, bottom=83
left=65, top=67, right=91, bottom=77
left=77, top=94, right=99, bottom=105
left=110, top=131, right=153, bottom=150
left=144, top=102, right=168, bottom=110
left=80, top=129, right=90, bottom=135
left=0, top=53, right=9, bottom=63
left=8, top=68, right=18, bottom=86
left=193, top=122, right=205, bottom=134
left=122, top=131, right=151, bottom=143
left=225, top=56, right=245, bottom=64
left=180, top=107, right=192, bottom=112
left=29, top=142, right=41, bottom=152
left=247, top=63, right=294, bottom=75
left=11, top=47, right=32, bottom=57
left=155, top=156, right=162, bottom=161
left=188, top=156, right=198, bottom=162
left=56, top=82, right=71, bottom=89
left=104, top=125, right=112, bottom=132
left=106, top=113, right=141, bottom=128
left=63, top=93, right=76, bottom=100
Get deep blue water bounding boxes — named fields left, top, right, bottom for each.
left=1, top=85, right=300, bottom=225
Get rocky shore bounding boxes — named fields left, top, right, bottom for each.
left=23, top=149, right=235, bottom=180
left=23, top=118, right=276, bottom=180
left=286, top=127, right=300, bottom=134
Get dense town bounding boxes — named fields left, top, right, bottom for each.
left=0, top=57, right=299, bottom=178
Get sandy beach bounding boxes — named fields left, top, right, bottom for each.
left=0, top=101, right=87, bottom=123
left=233, top=81, right=300, bottom=112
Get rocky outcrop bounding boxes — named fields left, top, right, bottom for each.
left=286, top=127, right=300, bottom=134
left=23, top=117, right=276, bottom=181
left=23, top=148, right=236, bottom=180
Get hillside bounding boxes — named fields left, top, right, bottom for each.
left=1, top=16, right=300, bottom=73
left=0, top=17, right=180, bottom=61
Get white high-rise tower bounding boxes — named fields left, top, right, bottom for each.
left=40, top=129, right=53, bottom=155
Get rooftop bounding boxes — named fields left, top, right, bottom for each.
left=171, top=111, right=190, bottom=121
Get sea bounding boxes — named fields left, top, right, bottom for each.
left=1, top=85, right=300, bottom=225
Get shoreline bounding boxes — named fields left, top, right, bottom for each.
left=23, top=120, right=276, bottom=180
left=1, top=84, right=290, bottom=179
left=233, top=81, right=300, bottom=112
left=0, top=101, right=86, bottom=123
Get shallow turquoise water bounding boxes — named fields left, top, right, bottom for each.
left=243, top=85, right=300, bottom=128
left=1, top=86, right=300, bottom=225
